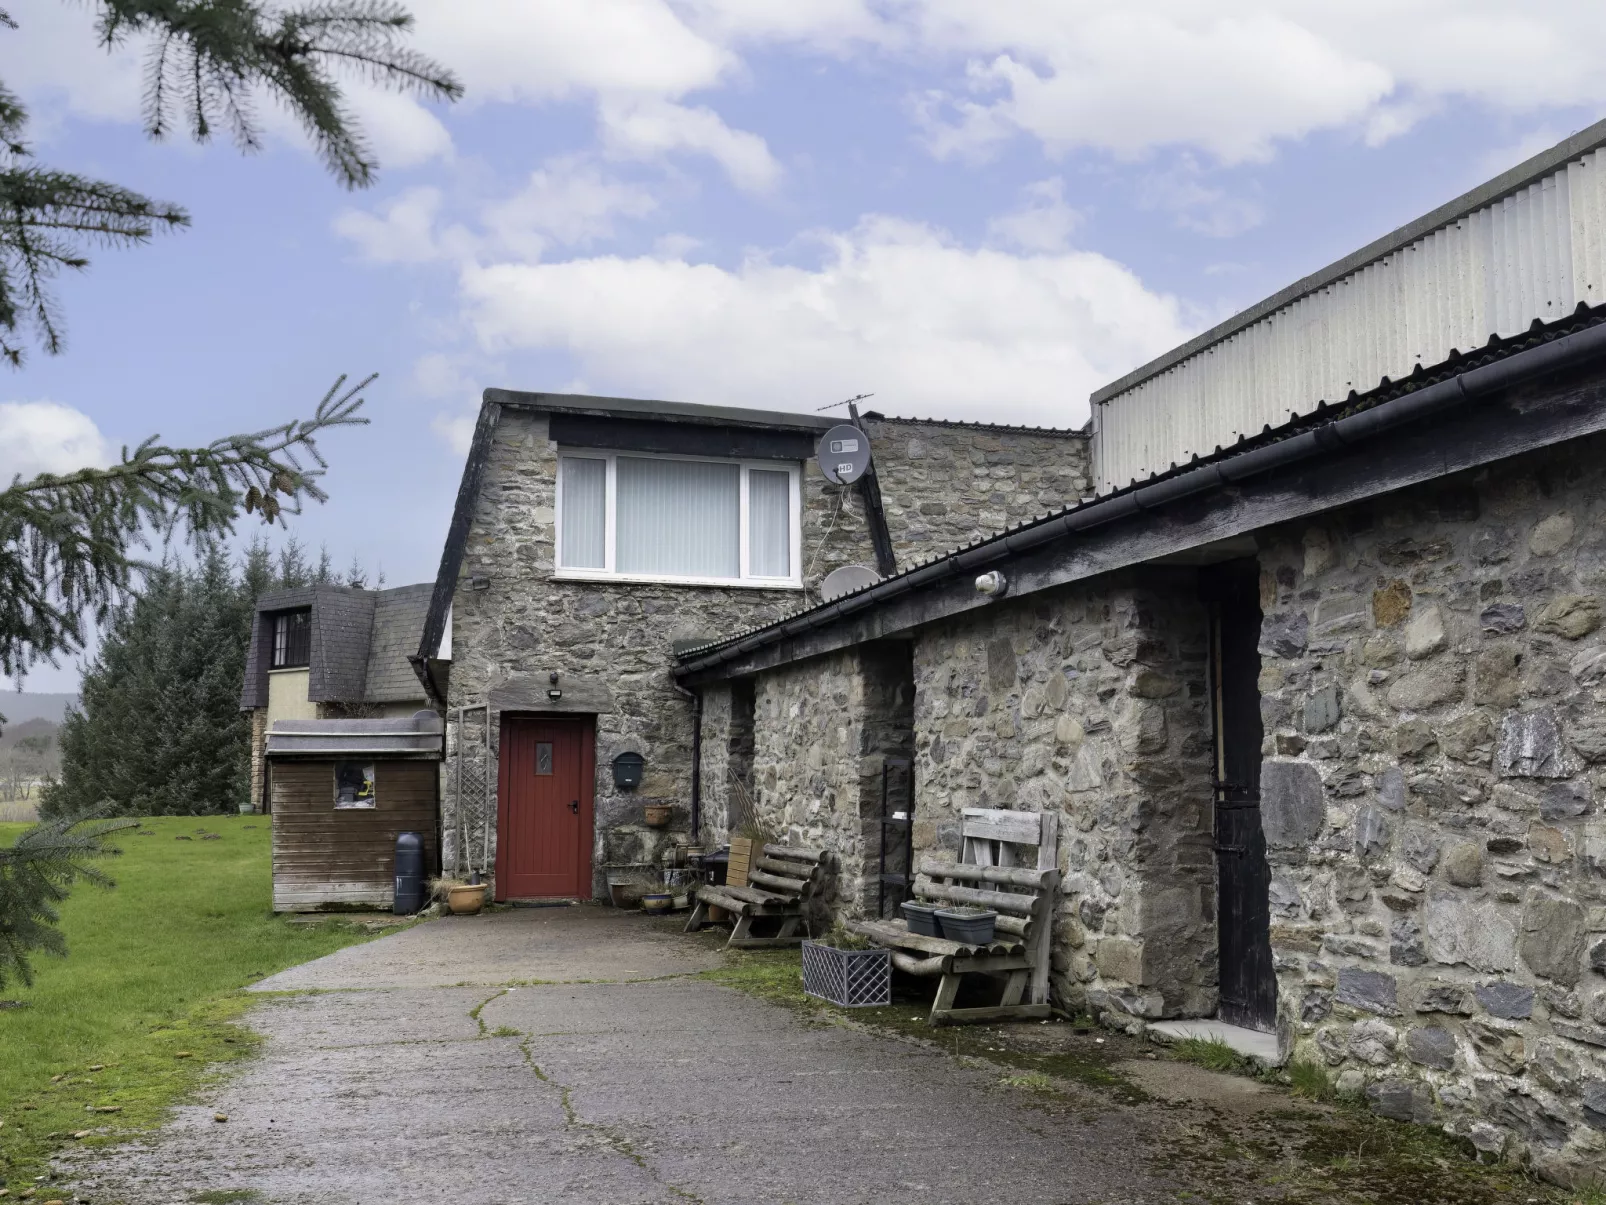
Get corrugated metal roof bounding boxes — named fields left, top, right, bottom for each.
left=1093, top=120, right=1606, bottom=494
left=674, top=303, right=1606, bottom=667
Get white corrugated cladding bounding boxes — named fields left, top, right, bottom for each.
left=1093, top=148, right=1606, bottom=495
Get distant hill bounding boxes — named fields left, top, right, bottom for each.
left=0, top=716, right=58, bottom=752
left=0, top=692, right=77, bottom=727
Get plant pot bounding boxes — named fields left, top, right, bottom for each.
left=643, top=803, right=673, bottom=828
left=237, top=802, right=255, bottom=815
left=801, top=940, right=891, bottom=1007
left=447, top=884, right=488, bottom=916
left=640, top=892, right=673, bottom=914
left=935, top=907, right=997, bottom=945
left=900, top=900, right=942, bottom=937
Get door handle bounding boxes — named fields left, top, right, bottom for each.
left=569, top=800, right=579, bottom=815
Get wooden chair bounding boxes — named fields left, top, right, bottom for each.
left=846, top=807, right=1059, bottom=1025
left=685, top=844, right=827, bottom=949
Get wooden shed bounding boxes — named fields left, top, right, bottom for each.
left=265, top=711, right=443, bottom=912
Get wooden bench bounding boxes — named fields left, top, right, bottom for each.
left=685, top=844, right=827, bottom=949
left=846, top=807, right=1059, bottom=1025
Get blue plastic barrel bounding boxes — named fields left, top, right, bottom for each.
left=394, top=831, right=425, bottom=914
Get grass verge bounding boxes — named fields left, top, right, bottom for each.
left=0, top=815, right=406, bottom=1190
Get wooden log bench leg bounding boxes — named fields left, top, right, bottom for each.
left=726, top=910, right=809, bottom=949
left=999, top=968, right=1028, bottom=1008
left=929, top=972, right=962, bottom=1023
left=683, top=898, right=710, bottom=934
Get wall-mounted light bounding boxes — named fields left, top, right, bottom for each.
left=975, top=570, right=1008, bottom=598
left=547, top=670, right=563, bottom=701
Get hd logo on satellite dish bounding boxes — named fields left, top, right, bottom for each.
left=818, top=424, right=871, bottom=485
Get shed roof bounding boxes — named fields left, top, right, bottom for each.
left=265, top=712, right=444, bottom=758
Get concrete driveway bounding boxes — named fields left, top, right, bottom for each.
left=65, top=907, right=1184, bottom=1205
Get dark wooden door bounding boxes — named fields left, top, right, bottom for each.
left=1205, top=562, right=1277, bottom=1032
left=496, top=715, right=594, bottom=900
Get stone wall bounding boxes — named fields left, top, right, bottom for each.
left=862, top=418, right=1092, bottom=567
left=1253, top=435, right=1606, bottom=1181
left=743, top=568, right=1217, bottom=1012
left=445, top=407, right=1082, bottom=896
left=908, top=569, right=1217, bottom=1020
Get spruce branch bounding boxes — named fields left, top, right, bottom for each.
left=98, top=0, right=463, bottom=188
left=0, top=373, right=371, bottom=677
left=0, top=810, right=135, bottom=990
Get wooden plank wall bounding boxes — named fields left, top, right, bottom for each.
left=271, top=760, right=438, bottom=912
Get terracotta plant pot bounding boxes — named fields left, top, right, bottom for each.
left=643, top=803, right=673, bottom=828
left=447, top=884, right=487, bottom=915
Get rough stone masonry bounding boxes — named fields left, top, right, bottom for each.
left=443, top=405, right=1089, bottom=896
left=730, top=431, right=1606, bottom=1186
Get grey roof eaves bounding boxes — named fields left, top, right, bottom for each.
left=1091, top=115, right=1606, bottom=406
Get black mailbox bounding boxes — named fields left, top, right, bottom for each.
left=612, top=751, right=645, bottom=790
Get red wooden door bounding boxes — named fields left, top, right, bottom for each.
left=496, top=715, right=594, bottom=900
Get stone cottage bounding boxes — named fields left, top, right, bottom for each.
left=414, top=390, right=1089, bottom=898
left=667, top=123, right=1606, bottom=1182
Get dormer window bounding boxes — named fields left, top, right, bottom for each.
left=556, top=451, right=801, bottom=587
left=271, top=609, right=312, bottom=668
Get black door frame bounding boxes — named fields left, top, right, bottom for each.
left=1202, top=559, right=1277, bottom=1032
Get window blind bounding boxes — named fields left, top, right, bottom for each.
left=616, top=456, right=740, bottom=577
left=748, top=469, right=791, bottom=578
left=559, top=456, right=607, bottom=568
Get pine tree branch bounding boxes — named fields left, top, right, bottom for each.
left=0, top=810, right=135, bottom=990
left=0, top=373, right=371, bottom=677
left=97, top=0, right=462, bottom=189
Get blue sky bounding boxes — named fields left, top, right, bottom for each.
left=2, top=0, right=1603, bottom=691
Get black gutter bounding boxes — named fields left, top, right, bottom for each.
left=676, top=314, right=1606, bottom=678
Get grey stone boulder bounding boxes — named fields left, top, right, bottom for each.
left=1261, top=761, right=1325, bottom=848
left=1261, top=612, right=1309, bottom=659
left=1336, top=967, right=1398, bottom=1015
left=1404, top=1027, right=1457, bottom=1071
left=1475, top=981, right=1535, bottom=1020
left=1583, top=1081, right=1606, bottom=1131
left=1365, top=1080, right=1436, bottom=1124
left=1414, top=981, right=1474, bottom=1015
left=1540, top=779, right=1592, bottom=820
left=1479, top=603, right=1526, bottom=635
left=1497, top=708, right=1569, bottom=778
left=1519, top=895, right=1586, bottom=986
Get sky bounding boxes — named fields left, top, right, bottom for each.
left=2, top=0, right=1605, bottom=692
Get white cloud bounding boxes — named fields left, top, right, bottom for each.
left=457, top=216, right=1190, bottom=427
left=333, top=187, right=472, bottom=264
left=339, top=87, right=455, bottom=168
left=483, top=157, right=659, bottom=255
left=0, top=401, right=113, bottom=482
left=1138, top=157, right=1265, bottom=239
left=985, top=178, right=1081, bottom=252
left=599, top=98, right=781, bottom=192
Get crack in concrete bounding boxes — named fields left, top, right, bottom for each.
left=494, top=1016, right=705, bottom=1204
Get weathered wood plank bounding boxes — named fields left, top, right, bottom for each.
left=917, top=859, right=1048, bottom=890
left=912, top=878, right=1038, bottom=916
left=845, top=918, right=1023, bottom=958
left=930, top=1003, right=1051, bottom=1026
left=890, top=950, right=948, bottom=976
left=763, top=843, right=826, bottom=863
left=960, top=807, right=1043, bottom=845
left=747, top=869, right=807, bottom=896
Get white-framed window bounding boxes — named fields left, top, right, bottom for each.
left=555, top=449, right=802, bottom=588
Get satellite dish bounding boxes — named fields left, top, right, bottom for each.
left=817, top=424, right=871, bottom=485
left=820, top=564, right=880, bottom=601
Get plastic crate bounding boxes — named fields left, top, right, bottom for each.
left=801, top=940, right=892, bottom=1008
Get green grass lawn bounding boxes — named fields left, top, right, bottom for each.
left=0, top=814, right=403, bottom=1189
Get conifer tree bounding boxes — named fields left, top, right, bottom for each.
left=0, top=1, right=461, bottom=364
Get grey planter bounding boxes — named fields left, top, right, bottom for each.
left=900, top=900, right=942, bottom=937
left=935, top=908, right=997, bottom=945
